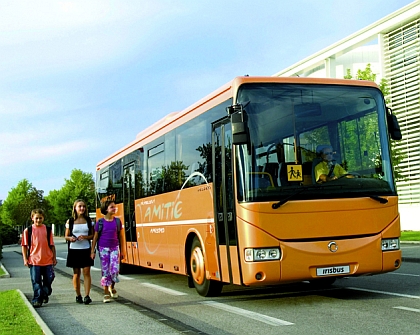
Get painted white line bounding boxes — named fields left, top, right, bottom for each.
left=199, top=301, right=294, bottom=326
left=394, top=306, right=420, bottom=313
left=388, top=272, right=420, bottom=277
left=141, top=283, right=187, bottom=296
left=56, top=257, right=66, bottom=261
left=347, top=287, right=420, bottom=299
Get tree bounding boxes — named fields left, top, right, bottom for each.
left=0, top=179, right=50, bottom=229
left=344, top=64, right=406, bottom=181
left=46, top=169, right=95, bottom=235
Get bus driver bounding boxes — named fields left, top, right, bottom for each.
left=314, top=145, right=347, bottom=183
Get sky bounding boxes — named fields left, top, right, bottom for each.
left=0, top=0, right=415, bottom=201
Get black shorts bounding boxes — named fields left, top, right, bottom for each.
left=66, top=247, right=94, bottom=268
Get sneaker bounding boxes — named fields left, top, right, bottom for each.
left=33, top=301, right=42, bottom=308
left=83, top=295, right=92, bottom=305
left=76, top=295, right=83, bottom=304
left=103, top=295, right=111, bottom=303
left=43, top=296, right=49, bottom=304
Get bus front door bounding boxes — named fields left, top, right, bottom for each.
left=123, top=163, right=139, bottom=266
left=212, top=119, right=241, bottom=285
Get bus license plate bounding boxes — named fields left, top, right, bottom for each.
left=316, top=265, right=350, bottom=276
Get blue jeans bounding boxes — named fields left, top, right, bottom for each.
left=29, top=265, right=55, bottom=304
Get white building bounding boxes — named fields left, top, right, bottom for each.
left=273, top=1, right=420, bottom=230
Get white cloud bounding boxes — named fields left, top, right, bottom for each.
left=0, top=138, right=100, bottom=167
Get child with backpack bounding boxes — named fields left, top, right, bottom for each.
left=65, top=199, right=94, bottom=305
left=21, top=208, right=57, bottom=308
left=90, top=200, right=124, bottom=303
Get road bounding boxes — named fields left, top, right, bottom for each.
left=44, top=240, right=420, bottom=335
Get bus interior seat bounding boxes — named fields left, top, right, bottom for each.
left=263, top=162, right=279, bottom=186
left=278, top=162, right=289, bottom=186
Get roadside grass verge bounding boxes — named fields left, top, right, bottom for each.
left=0, top=266, right=5, bottom=276
left=400, top=231, right=420, bottom=241
left=0, top=290, right=43, bottom=334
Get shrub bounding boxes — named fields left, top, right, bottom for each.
left=0, top=224, right=19, bottom=245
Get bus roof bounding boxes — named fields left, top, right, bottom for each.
left=96, top=76, right=379, bottom=170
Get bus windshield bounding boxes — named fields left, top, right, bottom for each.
left=235, top=83, right=396, bottom=203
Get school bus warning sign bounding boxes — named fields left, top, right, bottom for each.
left=287, top=164, right=303, bottom=182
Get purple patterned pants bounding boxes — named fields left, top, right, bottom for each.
left=98, top=246, right=120, bottom=287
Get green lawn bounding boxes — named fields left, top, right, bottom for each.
left=0, top=290, right=43, bottom=335
left=0, top=266, right=5, bottom=276
left=400, top=231, right=420, bottom=241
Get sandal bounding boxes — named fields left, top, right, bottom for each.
left=111, top=289, right=118, bottom=298
left=103, top=295, right=111, bottom=303
left=108, top=286, right=118, bottom=298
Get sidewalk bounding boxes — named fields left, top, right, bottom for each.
left=1, top=240, right=419, bottom=334
left=400, top=241, right=420, bottom=263
left=0, top=242, right=183, bottom=335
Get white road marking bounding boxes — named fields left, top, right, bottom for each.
left=200, top=301, right=294, bottom=326
left=141, top=283, right=187, bottom=295
left=394, top=306, right=420, bottom=313
left=56, top=257, right=66, bottom=261
left=347, top=287, right=420, bottom=299
left=388, top=272, right=420, bottom=277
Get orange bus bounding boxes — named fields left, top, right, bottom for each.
left=96, top=76, right=402, bottom=296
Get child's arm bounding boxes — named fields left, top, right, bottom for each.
left=65, top=220, right=77, bottom=243
left=119, top=225, right=125, bottom=260
left=51, top=245, right=57, bottom=266
left=90, top=231, right=99, bottom=260
left=22, top=246, right=29, bottom=267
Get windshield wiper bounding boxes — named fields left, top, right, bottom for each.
left=368, top=194, right=388, bottom=204
left=272, top=188, right=308, bottom=209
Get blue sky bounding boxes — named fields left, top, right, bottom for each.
left=0, top=0, right=414, bottom=201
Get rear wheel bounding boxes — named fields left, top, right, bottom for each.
left=190, top=236, right=223, bottom=297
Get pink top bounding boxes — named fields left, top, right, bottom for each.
left=21, top=224, right=55, bottom=266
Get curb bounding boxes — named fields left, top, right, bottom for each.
left=0, top=262, right=11, bottom=278
left=17, top=289, right=54, bottom=335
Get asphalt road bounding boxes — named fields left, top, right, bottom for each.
left=1, top=238, right=420, bottom=335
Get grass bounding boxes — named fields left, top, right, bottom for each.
left=0, top=290, right=43, bottom=335
left=0, top=266, right=5, bottom=276
left=400, top=231, right=420, bottom=241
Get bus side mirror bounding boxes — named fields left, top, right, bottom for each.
left=231, top=112, right=249, bottom=145
left=227, top=104, right=250, bottom=145
left=387, top=108, right=402, bottom=141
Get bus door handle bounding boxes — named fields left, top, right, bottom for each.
left=218, top=212, right=233, bottom=221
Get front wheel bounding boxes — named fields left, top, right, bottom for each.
left=190, top=236, right=223, bottom=297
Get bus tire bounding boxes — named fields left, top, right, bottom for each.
left=190, top=236, right=223, bottom=297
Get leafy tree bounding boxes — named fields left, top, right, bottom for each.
left=344, top=64, right=406, bottom=181
left=46, top=169, right=95, bottom=235
left=0, top=179, right=50, bottom=229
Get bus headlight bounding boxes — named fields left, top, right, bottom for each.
left=381, top=238, right=400, bottom=251
left=244, top=248, right=281, bottom=262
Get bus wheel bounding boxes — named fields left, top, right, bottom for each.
left=309, top=277, right=336, bottom=288
left=190, top=236, right=223, bottom=297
